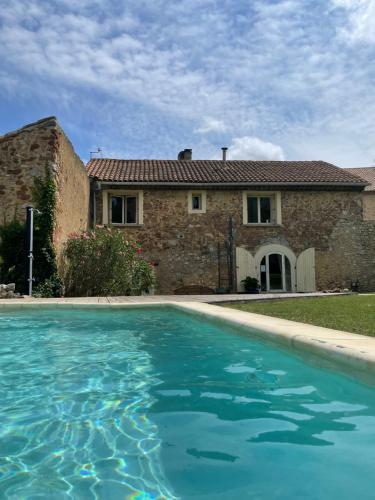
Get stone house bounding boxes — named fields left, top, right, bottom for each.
left=0, top=117, right=89, bottom=259
left=87, top=154, right=375, bottom=294
left=346, top=167, right=375, bottom=221
left=1, top=116, right=374, bottom=294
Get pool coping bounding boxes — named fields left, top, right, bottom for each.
left=1, top=299, right=375, bottom=383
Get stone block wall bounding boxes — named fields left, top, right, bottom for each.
left=0, top=117, right=89, bottom=263
left=0, top=117, right=56, bottom=223
left=317, top=220, right=375, bottom=292
left=95, top=187, right=374, bottom=293
left=53, top=126, right=90, bottom=259
left=363, top=192, right=375, bottom=220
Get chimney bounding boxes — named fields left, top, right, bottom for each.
left=221, top=147, right=228, bottom=162
left=178, top=149, right=192, bottom=161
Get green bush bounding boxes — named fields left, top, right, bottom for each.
left=0, top=220, right=28, bottom=291
left=33, top=273, right=64, bottom=298
left=0, top=167, right=62, bottom=296
left=63, top=227, right=155, bottom=297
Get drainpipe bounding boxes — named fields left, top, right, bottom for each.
left=228, top=216, right=237, bottom=292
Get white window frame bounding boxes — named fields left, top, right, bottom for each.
left=188, top=190, right=206, bottom=214
left=243, top=191, right=282, bottom=225
left=102, top=190, right=144, bottom=226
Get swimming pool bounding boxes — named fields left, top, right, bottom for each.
left=0, top=306, right=374, bottom=499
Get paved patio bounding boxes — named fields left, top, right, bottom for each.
left=0, top=291, right=347, bottom=305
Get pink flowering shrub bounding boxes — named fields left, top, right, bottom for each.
left=63, top=227, right=155, bottom=297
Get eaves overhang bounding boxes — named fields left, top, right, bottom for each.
left=92, top=180, right=368, bottom=190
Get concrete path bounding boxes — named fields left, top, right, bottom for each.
left=0, top=291, right=347, bottom=305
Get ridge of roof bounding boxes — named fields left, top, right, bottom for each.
left=86, top=158, right=367, bottom=188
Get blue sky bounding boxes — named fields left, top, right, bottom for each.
left=0, top=0, right=374, bottom=166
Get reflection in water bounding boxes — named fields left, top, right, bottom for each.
left=186, top=448, right=239, bottom=462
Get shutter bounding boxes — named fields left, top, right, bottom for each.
left=236, top=247, right=256, bottom=292
left=297, top=248, right=316, bottom=292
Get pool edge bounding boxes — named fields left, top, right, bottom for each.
left=170, top=301, right=375, bottom=383
left=1, top=299, right=375, bottom=383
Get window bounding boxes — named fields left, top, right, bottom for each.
left=192, top=194, right=202, bottom=210
left=243, top=192, right=281, bottom=225
left=110, top=195, right=138, bottom=224
left=188, top=191, right=206, bottom=213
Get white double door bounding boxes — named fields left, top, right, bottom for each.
left=260, top=253, right=291, bottom=292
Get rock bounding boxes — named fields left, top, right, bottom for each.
left=0, top=283, right=20, bottom=299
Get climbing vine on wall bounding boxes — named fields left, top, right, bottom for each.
left=31, top=167, right=63, bottom=297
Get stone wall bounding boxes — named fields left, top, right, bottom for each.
left=0, top=117, right=89, bottom=263
left=95, top=187, right=374, bottom=293
left=53, top=126, right=90, bottom=259
left=0, top=117, right=56, bottom=223
left=317, top=220, right=375, bottom=292
left=363, top=192, right=375, bottom=220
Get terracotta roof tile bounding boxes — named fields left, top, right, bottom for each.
left=346, top=167, right=375, bottom=191
left=86, top=159, right=367, bottom=187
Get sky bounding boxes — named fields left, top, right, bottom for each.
left=0, top=0, right=374, bottom=166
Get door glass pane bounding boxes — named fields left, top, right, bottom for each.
left=248, top=197, right=258, bottom=223
left=269, top=253, right=283, bottom=290
left=125, top=196, right=137, bottom=224
left=260, top=197, right=271, bottom=223
left=285, top=257, right=292, bottom=291
left=192, top=195, right=201, bottom=210
left=260, top=256, right=267, bottom=291
left=111, top=196, right=123, bottom=224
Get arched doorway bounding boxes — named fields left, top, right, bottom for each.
left=255, top=244, right=297, bottom=292
left=260, top=253, right=292, bottom=292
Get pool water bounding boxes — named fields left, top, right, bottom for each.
left=0, top=307, right=374, bottom=499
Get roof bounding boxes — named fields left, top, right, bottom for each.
left=86, top=159, right=368, bottom=188
left=345, top=167, right=375, bottom=192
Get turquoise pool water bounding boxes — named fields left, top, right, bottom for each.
left=0, top=307, right=374, bottom=499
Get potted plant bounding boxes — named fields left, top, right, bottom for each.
left=241, top=276, right=260, bottom=294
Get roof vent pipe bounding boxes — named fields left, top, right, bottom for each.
left=222, top=147, right=228, bottom=162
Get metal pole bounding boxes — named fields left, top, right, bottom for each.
left=26, top=206, right=34, bottom=296
left=228, top=216, right=237, bottom=293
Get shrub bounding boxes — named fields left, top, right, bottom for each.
left=241, top=276, right=260, bottom=293
left=0, top=167, right=62, bottom=297
left=0, top=220, right=28, bottom=291
left=63, top=227, right=155, bottom=296
left=33, top=273, right=64, bottom=298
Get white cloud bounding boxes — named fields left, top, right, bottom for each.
left=194, top=118, right=228, bottom=134
left=0, top=0, right=375, bottom=165
left=228, top=136, right=285, bottom=161
left=333, top=0, right=375, bottom=43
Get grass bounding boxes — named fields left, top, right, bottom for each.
left=224, top=294, right=375, bottom=337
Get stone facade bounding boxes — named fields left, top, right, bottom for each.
left=95, top=187, right=375, bottom=293
left=1, top=116, right=373, bottom=295
left=319, top=219, right=375, bottom=292
left=0, top=117, right=89, bottom=262
left=363, top=192, right=375, bottom=220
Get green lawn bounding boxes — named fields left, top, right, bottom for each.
left=224, top=295, right=375, bottom=337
